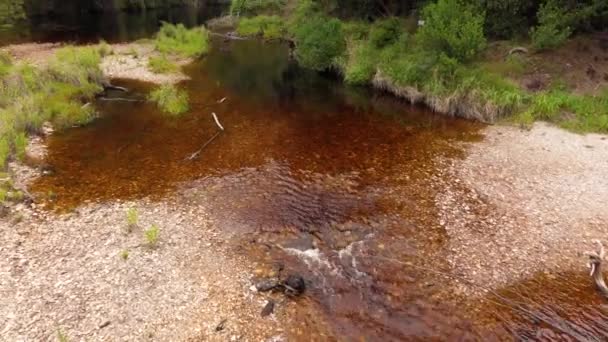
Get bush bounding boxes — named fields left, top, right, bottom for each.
left=292, top=16, right=346, bottom=71
left=148, top=84, right=189, bottom=116
left=342, top=21, right=370, bottom=42
left=148, top=54, right=178, bottom=74
left=237, top=15, right=285, bottom=39
left=344, top=41, right=377, bottom=85
left=530, top=0, right=572, bottom=50
left=230, top=0, right=285, bottom=16
left=155, top=23, right=210, bottom=58
left=369, top=17, right=403, bottom=48
left=416, top=0, right=487, bottom=62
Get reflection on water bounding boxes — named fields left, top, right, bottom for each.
left=0, top=4, right=225, bottom=45
left=26, top=36, right=608, bottom=340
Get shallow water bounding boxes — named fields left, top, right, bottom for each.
left=10, top=15, right=608, bottom=340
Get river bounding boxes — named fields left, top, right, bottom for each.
left=3, top=6, right=608, bottom=341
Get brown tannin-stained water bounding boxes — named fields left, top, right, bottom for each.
left=26, top=37, right=608, bottom=340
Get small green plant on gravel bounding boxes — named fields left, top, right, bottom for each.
left=155, top=22, right=210, bottom=58
left=148, top=84, right=189, bottom=116
left=97, top=40, right=113, bottom=57
left=145, top=224, right=160, bottom=247
left=126, top=207, right=138, bottom=230
left=120, top=249, right=129, bottom=260
left=57, top=329, right=69, bottom=342
left=148, top=54, right=178, bottom=74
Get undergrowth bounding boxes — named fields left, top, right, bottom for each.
left=0, top=44, right=105, bottom=170
left=155, top=22, right=210, bottom=58
left=237, top=15, right=285, bottom=39
left=148, top=84, right=189, bottom=116
left=148, top=54, right=178, bottom=74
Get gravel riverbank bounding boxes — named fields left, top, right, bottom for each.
left=438, top=122, right=608, bottom=295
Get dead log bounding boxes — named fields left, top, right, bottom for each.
left=585, top=239, right=608, bottom=298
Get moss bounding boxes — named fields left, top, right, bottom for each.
left=148, top=84, right=189, bottom=116
left=155, top=22, right=210, bottom=58
left=148, top=54, right=178, bottom=74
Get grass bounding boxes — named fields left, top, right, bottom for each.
left=148, top=84, right=189, bottom=116
left=148, top=54, right=178, bottom=74
left=126, top=207, right=138, bottom=229
left=120, top=249, right=129, bottom=260
left=57, top=329, right=69, bottom=342
left=236, top=15, right=285, bottom=40
left=155, top=22, right=210, bottom=58
left=145, top=224, right=160, bottom=247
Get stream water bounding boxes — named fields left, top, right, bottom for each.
left=3, top=7, right=608, bottom=341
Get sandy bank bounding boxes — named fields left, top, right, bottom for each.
left=438, top=122, right=608, bottom=295
left=1, top=42, right=190, bottom=85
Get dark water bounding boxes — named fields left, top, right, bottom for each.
left=10, top=13, right=608, bottom=340
left=0, top=4, right=225, bottom=45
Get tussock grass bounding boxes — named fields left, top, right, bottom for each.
left=148, top=54, right=178, bottom=74
left=148, top=84, right=189, bottom=116
left=155, top=23, right=210, bottom=58
left=237, top=15, right=285, bottom=39
left=0, top=46, right=104, bottom=171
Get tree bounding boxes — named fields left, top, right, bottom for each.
left=0, top=0, right=25, bottom=29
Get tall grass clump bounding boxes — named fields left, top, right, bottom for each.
left=155, top=22, right=210, bottom=58
left=148, top=84, right=189, bottom=116
left=237, top=15, right=285, bottom=39
left=148, top=54, right=178, bottom=74
left=0, top=46, right=105, bottom=170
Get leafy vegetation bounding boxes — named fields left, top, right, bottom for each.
left=230, top=0, right=285, bottom=16
left=148, top=84, right=189, bottom=116
left=292, top=16, right=345, bottom=71
left=0, top=45, right=105, bottom=171
left=530, top=0, right=572, bottom=50
left=154, top=22, right=210, bottom=58
left=148, top=54, right=178, bottom=74
left=236, top=15, right=285, bottom=39
left=416, top=0, right=486, bottom=62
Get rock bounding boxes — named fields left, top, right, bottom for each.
left=281, top=274, right=305, bottom=297
left=255, top=279, right=279, bottom=292
left=260, top=299, right=275, bottom=317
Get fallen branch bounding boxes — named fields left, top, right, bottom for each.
left=186, top=112, right=225, bottom=160
left=585, top=239, right=608, bottom=298
left=98, top=97, right=145, bottom=102
left=103, top=84, right=129, bottom=92
left=506, top=47, right=529, bottom=58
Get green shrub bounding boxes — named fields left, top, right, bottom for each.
left=155, top=23, right=210, bottom=58
left=369, top=17, right=403, bottom=48
left=343, top=20, right=370, bottom=42
left=230, top=0, right=285, bottom=16
left=292, top=16, right=346, bottom=71
left=148, top=84, right=189, bottom=116
left=237, top=15, right=285, bottom=39
left=530, top=0, right=572, bottom=51
left=344, top=41, right=377, bottom=85
left=148, top=54, right=178, bottom=74
left=416, top=0, right=486, bottom=62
